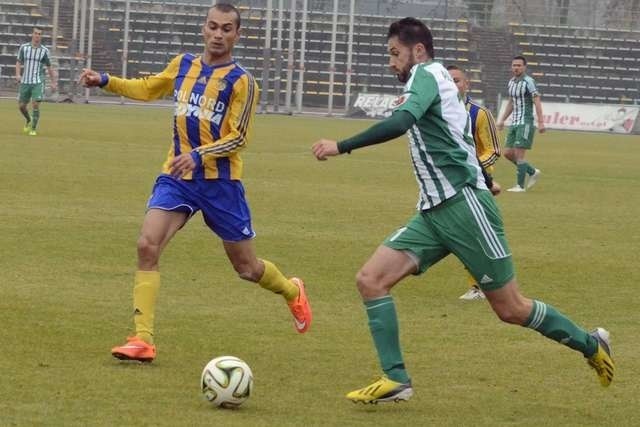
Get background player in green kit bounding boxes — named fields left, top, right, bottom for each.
left=15, top=27, right=57, bottom=136
left=497, top=55, right=544, bottom=192
left=312, top=17, right=613, bottom=404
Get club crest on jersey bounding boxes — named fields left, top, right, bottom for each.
left=392, top=94, right=409, bottom=108
left=217, top=79, right=228, bottom=91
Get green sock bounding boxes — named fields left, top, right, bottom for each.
left=20, top=108, right=31, bottom=123
left=517, top=162, right=527, bottom=187
left=31, top=108, right=40, bottom=129
left=524, top=300, right=598, bottom=357
left=365, top=295, right=410, bottom=384
left=526, top=163, right=536, bottom=175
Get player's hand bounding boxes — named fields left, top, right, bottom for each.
left=496, top=121, right=504, bottom=131
left=169, top=153, right=196, bottom=178
left=538, top=121, right=546, bottom=133
left=15, top=75, right=21, bottom=83
left=490, top=181, right=501, bottom=196
left=312, top=139, right=339, bottom=161
left=50, top=81, right=58, bottom=91
left=78, top=68, right=101, bottom=87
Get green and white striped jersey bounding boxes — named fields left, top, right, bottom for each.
left=393, top=61, right=487, bottom=210
left=17, top=43, right=51, bottom=84
left=507, top=74, right=539, bottom=125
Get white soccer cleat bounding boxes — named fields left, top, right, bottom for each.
left=459, top=286, right=485, bottom=300
left=526, top=169, right=541, bottom=189
left=506, top=185, right=526, bottom=193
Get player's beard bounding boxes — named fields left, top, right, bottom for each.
left=396, top=54, right=416, bottom=83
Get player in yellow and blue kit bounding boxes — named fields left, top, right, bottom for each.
left=448, top=65, right=501, bottom=300
left=80, top=4, right=312, bottom=362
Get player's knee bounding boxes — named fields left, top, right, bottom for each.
left=493, top=304, right=528, bottom=325
left=234, top=262, right=261, bottom=282
left=495, top=309, right=520, bottom=324
left=137, top=235, right=160, bottom=263
left=356, top=268, right=385, bottom=297
left=237, top=271, right=258, bottom=282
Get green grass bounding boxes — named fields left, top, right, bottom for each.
left=0, top=99, right=638, bottom=426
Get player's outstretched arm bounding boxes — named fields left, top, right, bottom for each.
left=312, top=139, right=339, bottom=160
left=79, top=68, right=102, bottom=87
left=312, top=110, right=415, bottom=161
left=78, top=56, right=179, bottom=101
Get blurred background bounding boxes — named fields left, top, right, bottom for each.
left=1, top=0, right=638, bottom=124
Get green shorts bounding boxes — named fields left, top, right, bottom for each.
left=18, top=83, right=44, bottom=103
left=383, top=186, right=514, bottom=291
left=505, top=123, right=535, bottom=149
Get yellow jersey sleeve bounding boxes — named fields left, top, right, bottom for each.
left=193, top=73, right=259, bottom=159
left=103, top=55, right=181, bottom=101
left=475, top=107, right=501, bottom=172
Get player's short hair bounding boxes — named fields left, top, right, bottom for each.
left=387, top=17, right=434, bottom=59
left=32, top=27, right=42, bottom=34
left=446, top=64, right=466, bottom=74
left=209, top=3, right=241, bottom=29
left=512, top=55, right=527, bottom=65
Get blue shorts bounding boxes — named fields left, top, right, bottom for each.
left=147, top=174, right=255, bottom=242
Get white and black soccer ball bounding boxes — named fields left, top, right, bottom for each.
left=201, top=356, right=253, bottom=408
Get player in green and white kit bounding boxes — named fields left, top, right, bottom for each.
left=312, top=18, right=613, bottom=404
left=15, top=27, right=57, bottom=136
left=497, top=56, right=544, bottom=192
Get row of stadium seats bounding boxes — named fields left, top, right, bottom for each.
left=0, top=2, right=74, bottom=90
left=90, top=0, right=480, bottom=106
left=509, top=22, right=640, bottom=104
left=2, top=1, right=637, bottom=106
left=513, top=22, right=640, bottom=40
left=0, top=0, right=481, bottom=104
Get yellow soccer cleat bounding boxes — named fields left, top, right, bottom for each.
left=28, top=130, right=37, bottom=136
left=346, top=376, right=413, bottom=404
left=586, top=327, right=614, bottom=387
left=23, top=122, right=31, bottom=133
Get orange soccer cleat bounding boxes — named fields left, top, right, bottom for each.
left=287, top=277, right=312, bottom=333
left=111, top=336, right=156, bottom=362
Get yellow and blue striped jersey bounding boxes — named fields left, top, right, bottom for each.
left=466, top=97, right=500, bottom=173
left=104, top=53, right=258, bottom=180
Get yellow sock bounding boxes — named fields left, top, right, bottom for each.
left=258, top=259, right=299, bottom=301
left=133, top=270, right=160, bottom=344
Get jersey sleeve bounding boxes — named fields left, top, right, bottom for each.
left=526, top=77, right=539, bottom=97
left=393, top=65, right=438, bottom=121
left=17, top=45, right=24, bottom=63
left=475, top=108, right=501, bottom=170
left=103, top=55, right=181, bottom=101
left=42, top=50, right=51, bottom=66
left=193, top=73, right=259, bottom=159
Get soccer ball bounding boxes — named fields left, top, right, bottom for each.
left=201, top=356, right=253, bottom=408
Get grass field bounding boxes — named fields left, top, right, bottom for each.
left=0, top=99, right=638, bottom=426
